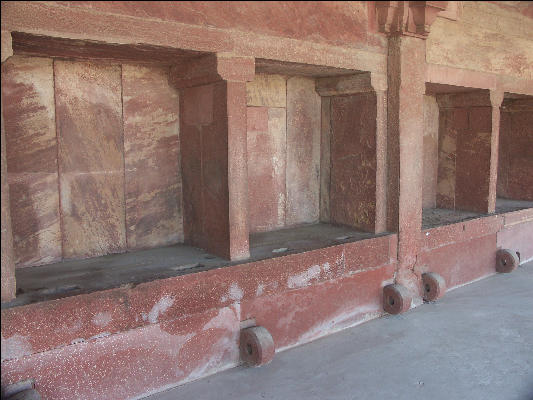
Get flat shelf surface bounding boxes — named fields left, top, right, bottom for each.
left=5, top=223, right=381, bottom=308
left=423, top=198, right=533, bottom=229
left=422, top=208, right=482, bottom=229
left=495, top=198, right=533, bottom=214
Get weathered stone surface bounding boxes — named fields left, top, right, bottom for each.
left=247, top=106, right=286, bottom=233
left=1, top=30, right=13, bottom=62
left=427, top=2, right=533, bottom=79
left=180, top=80, right=250, bottom=260
left=455, top=107, right=492, bottom=213
left=498, top=98, right=533, bottom=201
left=59, top=172, right=125, bottom=259
left=286, top=76, right=321, bottom=226
left=54, top=60, right=126, bottom=259
left=319, top=97, right=331, bottom=222
left=418, top=234, right=497, bottom=289
left=1, top=56, right=57, bottom=174
left=1, top=56, right=61, bottom=267
left=422, top=95, right=439, bottom=209
left=241, top=264, right=394, bottom=350
left=329, top=93, right=377, bottom=232
left=246, top=74, right=286, bottom=107
left=122, top=64, right=183, bottom=250
left=1, top=306, right=241, bottom=400
left=435, top=92, right=495, bottom=213
left=386, top=36, right=425, bottom=298
left=40, top=2, right=371, bottom=49
left=1, top=102, right=15, bottom=301
left=8, top=174, right=61, bottom=267
left=436, top=107, right=462, bottom=209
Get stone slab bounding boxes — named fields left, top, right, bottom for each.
left=122, top=64, right=183, bottom=250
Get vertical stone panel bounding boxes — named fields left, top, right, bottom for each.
left=498, top=98, right=533, bottom=201
left=422, top=95, right=439, bottom=209
left=54, top=60, right=125, bottom=259
left=455, top=106, right=492, bottom=212
left=436, top=108, right=466, bottom=209
left=1, top=56, right=61, bottom=267
left=1, top=101, right=16, bottom=301
left=497, top=110, right=512, bottom=198
left=246, top=73, right=286, bottom=108
left=226, top=81, right=250, bottom=260
left=180, top=84, right=212, bottom=250
left=319, top=97, right=331, bottom=222
left=286, top=76, right=321, bottom=226
left=330, top=93, right=377, bottom=232
left=122, top=64, right=182, bottom=250
left=247, top=106, right=287, bottom=232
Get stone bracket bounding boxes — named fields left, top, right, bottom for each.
left=376, top=1, right=448, bottom=39
left=315, top=72, right=386, bottom=97
left=170, top=53, right=255, bottom=89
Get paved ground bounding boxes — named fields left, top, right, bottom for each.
left=147, top=262, right=533, bottom=400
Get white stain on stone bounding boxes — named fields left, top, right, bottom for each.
left=288, top=264, right=322, bottom=289
left=1, top=334, right=33, bottom=361
left=146, top=295, right=175, bottom=324
left=222, top=283, right=243, bottom=303
left=293, top=304, right=381, bottom=349
left=92, top=312, right=112, bottom=327
left=256, top=283, right=265, bottom=296
left=203, top=306, right=240, bottom=332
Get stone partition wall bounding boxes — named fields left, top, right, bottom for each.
left=497, top=96, right=533, bottom=201
left=1, top=55, right=183, bottom=267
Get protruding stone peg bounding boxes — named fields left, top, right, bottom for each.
left=383, top=284, right=412, bottom=314
left=422, top=272, right=446, bottom=301
left=496, top=249, right=519, bottom=273
left=240, top=326, right=275, bottom=367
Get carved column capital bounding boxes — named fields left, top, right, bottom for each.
left=376, top=1, right=449, bottom=39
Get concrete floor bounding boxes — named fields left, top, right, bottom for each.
left=147, top=262, right=533, bottom=400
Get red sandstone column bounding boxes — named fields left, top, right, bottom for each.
left=171, top=54, right=253, bottom=261
left=387, top=36, right=426, bottom=299
left=488, top=90, right=504, bottom=213
left=373, top=75, right=388, bottom=234
left=1, top=30, right=16, bottom=302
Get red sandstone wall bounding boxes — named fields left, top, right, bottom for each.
left=329, top=92, right=378, bottom=232
left=1, top=56, right=183, bottom=267
left=246, top=74, right=321, bottom=233
left=427, top=2, right=533, bottom=79
left=47, top=1, right=383, bottom=51
left=436, top=93, right=493, bottom=213
left=497, top=98, right=533, bottom=200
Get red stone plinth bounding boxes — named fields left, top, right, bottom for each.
left=495, top=249, right=519, bottom=273
left=383, top=284, right=412, bottom=314
left=422, top=272, right=446, bottom=301
left=240, top=326, right=275, bottom=367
